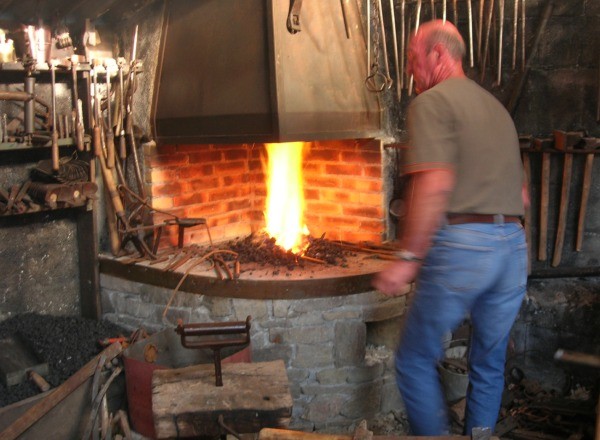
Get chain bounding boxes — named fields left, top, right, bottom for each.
left=366, top=0, right=387, bottom=92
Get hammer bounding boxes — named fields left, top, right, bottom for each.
left=575, top=137, right=600, bottom=251
left=552, top=129, right=584, bottom=267
left=533, top=136, right=553, bottom=261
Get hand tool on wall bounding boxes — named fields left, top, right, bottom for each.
left=511, top=0, right=519, bottom=69
left=467, top=0, right=474, bottom=67
left=442, top=0, right=447, bottom=23
left=104, top=59, right=116, bottom=169
left=375, top=0, right=393, bottom=89
left=49, top=59, right=59, bottom=172
left=125, top=25, right=147, bottom=199
left=117, top=57, right=127, bottom=162
left=399, top=0, right=406, bottom=92
left=452, top=0, right=458, bottom=24
left=520, top=0, right=526, bottom=70
left=478, top=0, right=485, bottom=66
left=575, top=137, right=600, bottom=251
left=552, top=129, right=584, bottom=267
left=430, top=0, right=436, bottom=19
left=533, top=137, right=553, bottom=261
left=91, top=61, right=103, bottom=158
left=340, top=0, right=351, bottom=39
left=496, top=0, right=504, bottom=85
left=389, top=0, right=401, bottom=100
left=480, top=0, right=494, bottom=83
left=505, top=0, right=553, bottom=116
left=407, top=0, right=422, bottom=96
left=70, top=55, right=85, bottom=151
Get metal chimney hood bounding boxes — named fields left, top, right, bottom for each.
left=151, top=0, right=382, bottom=144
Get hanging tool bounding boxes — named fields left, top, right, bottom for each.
left=552, top=129, right=584, bottom=267
left=365, top=0, right=391, bottom=92
left=477, top=0, right=485, bottom=67
left=389, top=0, right=401, bottom=100
left=49, top=59, right=59, bottom=172
left=70, top=55, right=85, bottom=151
left=376, top=0, right=393, bottom=88
left=452, top=0, right=458, bottom=24
left=124, top=25, right=147, bottom=199
left=575, top=138, right=600, bottom=251
left=117, top=57, right=127, bottom=163
left=340, top=0, right=351, bottom=39
left=480, top=0, right=494, bottom=83
left=400, top=0, right=406, bottom=91
left=467, top=0, right=474, bottom=67
left=104, top=59, right=116, bottom=169
left=442, top=0, right=447, bottom=22
left=521, top=0, right=526, bottom=70
left=91, top=61, right=103, bottom=158
left=407, top=0, right=422, bottom=96
left=511, top=0, right=519, bottom=69
left=505, top=1, right=553, bottom=116
left=533, top=137, right=552, bottom=261
left=497, top=0, right=505, bottom=85
left=430, top=0, right=436, bottom=19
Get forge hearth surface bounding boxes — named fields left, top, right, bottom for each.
left=101, top=237, right=395, bottom=299
left=0, top=313, right=129, bottom=407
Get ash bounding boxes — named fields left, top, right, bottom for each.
left=0, top=312, right=129, bottom=407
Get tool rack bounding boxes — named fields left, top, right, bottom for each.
left=0, top=60, right=100, bottom=320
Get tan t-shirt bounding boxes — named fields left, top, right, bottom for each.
left=402, top=77, right=524, bottom=216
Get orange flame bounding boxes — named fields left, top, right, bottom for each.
left=264, top=142, right=309, bottom=252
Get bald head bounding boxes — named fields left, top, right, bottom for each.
left=407, top=20, right=466, bottom=93
left=414, top=20, right=466, bottom=61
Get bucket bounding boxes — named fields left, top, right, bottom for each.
left=439, top=342, right=469, bottom=403
left=123, top=328, right=251, bottom=438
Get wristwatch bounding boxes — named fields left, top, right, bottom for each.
left=395, top=249, right=424, bottom=263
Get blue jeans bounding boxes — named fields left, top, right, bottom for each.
left=395, top=222, right=527, bottom=435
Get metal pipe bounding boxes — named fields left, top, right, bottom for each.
left=24, top=76, right=35, bottom=136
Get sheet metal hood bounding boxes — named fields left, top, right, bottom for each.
left=151, top=0, right=382, bottom=144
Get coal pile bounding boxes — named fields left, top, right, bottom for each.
left=224, top=232, right=351, bottom=268
left=0, top=313, right=129, bottom=407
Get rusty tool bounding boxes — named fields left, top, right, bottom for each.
left=452, top=0, right=457, bottom=24
left=389, top=0, right=401, bottom=100
left=104, top=59, right=116, bottom=169
left=511, top=0, right=519, bottom=69
left=340, top=0, right=351, bottom=39
left=521, top=0, right=526, bottom=70
left=480, top=0, right=494, bottom=83
left=506, top=0, right=553, bottom=116
left=117, top=57, right=127, bottom=162
left=533, top=137, right=553, bottom=261
left=575, top=137, right=600, bottom=251
left=91, top=62, right=103, bottom=158
left=467, top=0, right=474, bottom=68
left=552, top=129, right=584, bottom=267
left=478, top=0, right=485, bottom=65
left=70, top=55, right=85, bottom=151
left=496, top=0, right=504, bottom=85
left=407, top=0, right=422, bottom=96
left=175, top=316, right=251, bottom=387
left=442, top=0, right=447, bottom=22
left=399, top=0, right=406, bottom=91
left=48, top=59, right=59, bottom=172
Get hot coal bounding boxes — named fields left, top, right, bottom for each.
left=223, top=232, right=351, bottom=268
left=0, top=313, right=129, bottom=408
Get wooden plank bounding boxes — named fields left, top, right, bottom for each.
left=152, top=360, right=292, bottom=438
left=0, top=342, right=122, bottom=440
left=259, top=428, right=500, bottom=440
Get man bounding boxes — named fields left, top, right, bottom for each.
left=373, top=20, right=528, bottom=435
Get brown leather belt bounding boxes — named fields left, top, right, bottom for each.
left=446, top=214, right=522, bottom=225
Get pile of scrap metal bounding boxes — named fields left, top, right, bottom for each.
left=0, top=156, right=97, bottom=215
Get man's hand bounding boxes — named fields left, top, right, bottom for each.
left=372, top=261, right=420, bottom=297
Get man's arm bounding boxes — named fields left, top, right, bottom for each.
left=372, top=168, right=455, bottom=296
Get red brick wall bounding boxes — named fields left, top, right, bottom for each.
left=144, top=139, right=384, bottom=248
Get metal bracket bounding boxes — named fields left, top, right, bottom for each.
left=287, top=0, right=304, bottom=34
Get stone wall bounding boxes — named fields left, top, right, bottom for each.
left=100, top=274, right=407, bottom=433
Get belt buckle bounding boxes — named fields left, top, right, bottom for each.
left=493, top=214, right=504, bottom=224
